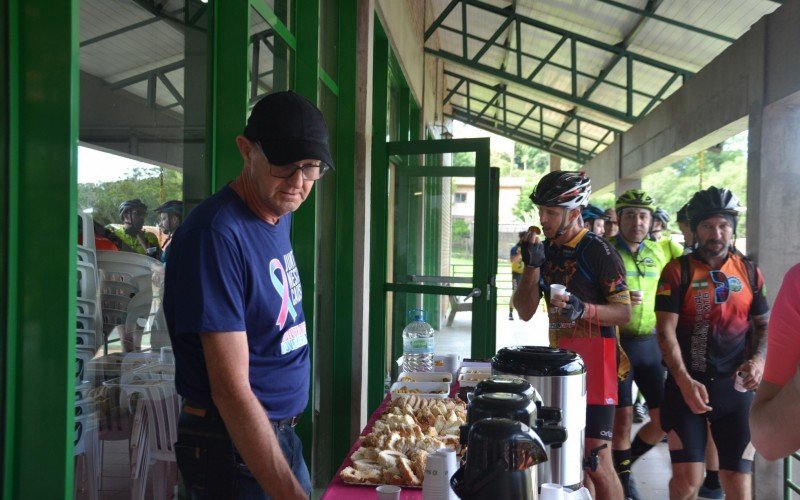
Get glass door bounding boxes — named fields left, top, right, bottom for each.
left=383, top=138, right=499, bottom=372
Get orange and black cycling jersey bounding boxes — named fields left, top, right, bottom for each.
left=542, top=228, right=630, bottom=343
left=654, top=251, right=769, bottom=376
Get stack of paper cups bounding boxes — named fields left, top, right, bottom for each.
left=422, top=448, right=458, bottom=499
left=540, top=483, right=564, bottom=500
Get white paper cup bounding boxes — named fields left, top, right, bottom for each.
left=540, top=482, right=564, bottom=500
left=376, top=484, right=401, bottom=500
left=549, top=284, right=567, bottom=299
left=734, top=371, right=748, bottom=392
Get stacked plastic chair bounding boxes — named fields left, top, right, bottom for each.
left=75, top=211, right=102, bottom=500
left=104, top=357, right=178, bottom=499
left=97, top=250, right=166, bottom=353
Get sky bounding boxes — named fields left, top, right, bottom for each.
left=78, top=145, right=161, bottom=184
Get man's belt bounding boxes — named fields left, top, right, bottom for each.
left=182, top=399, right=301, bottom=427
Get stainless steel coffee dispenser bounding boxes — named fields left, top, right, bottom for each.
left=492, top=346, right=586, bottom=490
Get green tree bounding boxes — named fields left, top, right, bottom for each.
left=79, top=167, right=183, bottom=226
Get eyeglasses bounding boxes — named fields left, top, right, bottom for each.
left=709, top=270, right=730, bottom=304
left=255, top=143, right=330, bottom=180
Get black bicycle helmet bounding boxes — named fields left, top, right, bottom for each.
left=581, top=204, right=608, bottom=222
left=118, top=199, right=147, bottom=217
left=530, top=171, right=592, bottom=209
left=615, top=189, right=656, bottom=214
left=154, top=200, right=183, bottom=215
left=687, top=186, right=740, bottom=231
left=676, top=203, right=690, bottom=223
left=654, top=208, right=670, bottom=225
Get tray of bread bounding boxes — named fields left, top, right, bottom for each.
left=339, top=395, right=466, bottom=487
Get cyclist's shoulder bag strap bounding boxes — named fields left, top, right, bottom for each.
left=678, top=254, right=692, bottom=302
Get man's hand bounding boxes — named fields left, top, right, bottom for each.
left=677, top=376, right=713, bottom=414
left=520, top=239, right=545, bottom=268
left=735, top=357, right=765, bottom=390
left=552, top=293, right=586, bottom=322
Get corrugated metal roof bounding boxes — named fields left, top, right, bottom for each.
left=430, top=0, right=780, bottom=162
left=79, top=0, right=781, bottom=163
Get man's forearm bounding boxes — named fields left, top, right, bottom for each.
left=582, top=301, right=631, bottom=327
left=513, top=267, right=541, bottom=321
left=214, top=391, right=306, bottom=499
left=750, top=313, right=769, bottom=360
left=751, top=374, right=800, bottom=460
left=657, top=327, right=689, bottom=382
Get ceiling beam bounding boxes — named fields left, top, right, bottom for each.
left=549, top=0, right=663, bottom=148
left=435, top=23, right=664, bottom=103
left=449, top=106, right=587, bottom=163
left=431, top=48, right=635, bottom=123
left=448, top=90, right=612, bottom=153
left=427, top=0, right=694, bottom=123
left=594, top=0, right=735, bottom=43
left=444, top=69, right=623, bottom=133
left=462, top=0, right=693, bottom=76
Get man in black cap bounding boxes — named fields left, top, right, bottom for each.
left=165, top=91, right=333, bottom=499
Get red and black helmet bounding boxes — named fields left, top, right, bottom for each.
left=530, top=171, right=592, bottom=209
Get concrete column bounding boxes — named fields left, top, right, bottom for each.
left=747, top=92, right=800, bottom=500
left=747, top=94, right=800, bottom=292
left=352, top=0, right=375, bottom=432
left=550, top=154, right=561, bottom=171
left=615, top=177, right=641, bottom=196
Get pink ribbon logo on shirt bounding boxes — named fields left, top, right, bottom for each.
left=270, top=258, right=297, bottom=329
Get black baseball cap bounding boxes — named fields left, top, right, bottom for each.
left=243, top=91, right=334, bottom=169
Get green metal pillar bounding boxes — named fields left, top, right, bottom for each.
left=208, top=0, right=249, bottom=191
left=327, top=0, right=358, bottom=476
left=3, top=0, right=79, bottom=497
left=367, top=19, right=390, bottom=411
left=289, top=0, right=320, bottom=469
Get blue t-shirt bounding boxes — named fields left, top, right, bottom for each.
left=164, top=185, right=309, bottom=420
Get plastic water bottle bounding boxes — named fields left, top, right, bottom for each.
left=402, top=308, right=435, bottom=372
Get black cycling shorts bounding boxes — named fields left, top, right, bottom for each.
left=660, top=375, right=755, bottom=473
left=617, top=335, right=666, bottom=409
left=586, top=404, right=615, bottom=441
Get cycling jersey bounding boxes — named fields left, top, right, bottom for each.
left=107, top=226, right=160, bottom=255
left=612, top=235, right=669, bottom=338
left=510, top=243, right=524, bottom=274
left=657, top=236, right=683, bottom=261
left=541, top=228, right=630, bottom=405
left=654, top=251, right=769, bottom=376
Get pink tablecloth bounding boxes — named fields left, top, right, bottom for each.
left=321, top=385, right=461, bottom=499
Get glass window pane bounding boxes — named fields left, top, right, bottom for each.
left=250, top=5, right=293, bottom=104
left=78, top=0, right=201, bottom=494
left=319, top=0, right=338, bottom=82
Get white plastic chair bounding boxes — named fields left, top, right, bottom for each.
left=117, top=364, right=179, bottom=500
left=78, top=211, right=95, bottom=251
left=73, top=411, right=100, bottom=500
left=77, top=261, right=98, bottom=301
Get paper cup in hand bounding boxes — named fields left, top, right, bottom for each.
left=376, top=484, right=401, bottom=500
left=734, top=371, right=748, bottom=392
left=549, top=284, right=569, bottom=299
left=540, top=483, right=564, bottom=500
